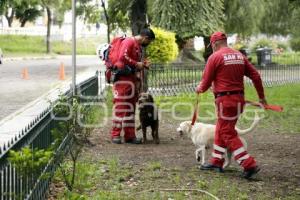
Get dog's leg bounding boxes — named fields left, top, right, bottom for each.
left=142, top=126, right=147, bottom=144
left=195, top=148, right=201, bottom=162
left=223, top=150, right=232, bottom=169
left=195, top=146, right=205, bottom=164
left=136, top=125, right=141, bottom=131
left=151, top=122, right=159, bottom=144
left=201, top=146, right=206, bottom=165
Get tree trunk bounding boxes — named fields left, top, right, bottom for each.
left=101, top=0, right=110, bottom=43
left=5, top=10, right=14, bottom=27
left=20, top=19, right=26, bottom=27
left=203, top=36, right=213, bottom=63
left=130, top=0, right=147, bottom=36
left=46, top=7, right=52, bottom=53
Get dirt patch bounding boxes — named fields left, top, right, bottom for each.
left=49, top=116, right=300, bottom=199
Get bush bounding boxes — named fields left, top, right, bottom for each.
left=290, top=37, right=300, bottom=52
left=146, top=27, right=178, bottom=64
left=276, top=41, right=289, bottom=51
left=251, top=38, right=276, bottom=52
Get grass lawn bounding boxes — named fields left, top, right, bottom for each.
left=48, top=84, right=300, bottom=200
left=155, top=83, right=300, bottom=134
left=249, top=52, right=300, bottom=66
left=0, top=34, right=107, bottom=56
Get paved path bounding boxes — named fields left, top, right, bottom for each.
left=0, top=55, right=104, bottom=120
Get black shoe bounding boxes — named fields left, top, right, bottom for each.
left=112, top=137, right=122, bottom=144
left=125, top=138, right=142, bottom=144
left=242, top=166, right=260, bottom=179
left=200, top=163, right=224, bottom=173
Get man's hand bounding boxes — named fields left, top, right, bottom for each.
left=136, top=62, right=144, bottom=70
left=143, top=59, right=151, bottom=68
left=259, top=98, right=268, bottom=105
left=195, top=85, right=203, bottom=94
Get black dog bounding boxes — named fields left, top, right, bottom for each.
left=137, top=93, right=159, bottom=144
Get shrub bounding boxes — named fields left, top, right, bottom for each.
left=276, top=41, right=289, bottom=51
left=251, top=38, right=276, bottom=52
left=146, top=27, right=178, bottom=64
left=290, top=37, right=300, bottom=52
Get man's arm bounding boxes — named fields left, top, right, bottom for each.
left=196, top=56, right=216, bottom=93
left=244, top=58, right=266, bottom=102
left=116, top=39, right=138, bottom=68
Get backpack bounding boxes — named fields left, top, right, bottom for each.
left=100, top=35, right=127, bottom=83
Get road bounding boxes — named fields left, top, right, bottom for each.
left=0, top=55, right=104, bottom=120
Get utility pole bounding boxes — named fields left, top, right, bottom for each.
left=72, top=0, right=77, bottom=95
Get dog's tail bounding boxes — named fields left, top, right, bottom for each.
left=235, top=111, right=261, bottom=135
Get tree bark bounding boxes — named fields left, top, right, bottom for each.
left=46, top=7, right=52, bottom=53
left=130, top=0, right=147, bottom=36
left=101, top=0, right=110, bottom=43
left=203, top=36, right=213, bottom=63
left=5, top=10, right=14, bottom=27
left=20, top=19, right=26, bottom=27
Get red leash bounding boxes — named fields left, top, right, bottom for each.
left=245, top=100, right=283, bottom=112
left=191, top=94, right=200, bottom=126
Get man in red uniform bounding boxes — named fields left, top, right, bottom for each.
left=196, top=32, right=267, bottom=179
left=111, top=28, right=155, bottom=144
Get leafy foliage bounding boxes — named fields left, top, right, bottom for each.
left=251, top=38, right=276, bottom=52
left=152, top=0, right=224, bottom=39
left=146, top=27, right=178, bottom=63
left=9, top=147, right=53, bottom=177
left=8, top=147, right=53, bottom=198
left=256, top=0, right=300, bottom=37
left=290, top=37, right=300, bottom=52
left=107, top=0, right=131, bottom=32
left=224, top=0, right=265, bottom=37
left=50, top=95, right=103, bottom=191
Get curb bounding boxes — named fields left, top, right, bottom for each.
left=2, top=55, right=97, bottom=62
left=3, top=56, right=56, bottom=62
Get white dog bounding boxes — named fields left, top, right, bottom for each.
left=176, top=112, right=260, bottom=168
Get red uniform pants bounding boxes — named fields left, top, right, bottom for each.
left=110, top=79, right=138, bottom=141
left=210, top=94, right=257, bottom=170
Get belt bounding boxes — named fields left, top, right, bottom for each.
left=215, top=90, right=244, bottom=98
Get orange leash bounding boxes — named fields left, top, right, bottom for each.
left=245, top=100, right=283, bottom=112
left=191, top=94, right=200, bottom=125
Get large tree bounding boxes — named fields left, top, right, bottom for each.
left=151, top=0, right=224, bottom=62
left=15, top=0, right=42, bottom=27
left=152, top=0, right=224, bottom=41
left=130, top=0, right=147, bottom=35
left=259, top=0, right=300, bottom=37
left=0, top=0, right=16, bottom=27
left=107, top=0, right=148, bottom=36
left=224, top=0, right=265, bottom=38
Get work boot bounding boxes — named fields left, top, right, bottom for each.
left=242, top=166, right=260, bottom=179
left=200, top=163, right=224, bottom=173
left=125, top=137, right=142, bottom=144
left=112, top=136, right=122, bottom=144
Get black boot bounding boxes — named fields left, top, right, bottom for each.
left=111, top=136, right=122, bottom=144
left=242, top=166, right=260, bottom=179
left=125, top=137, right=142, bottom=144
left=200, top=163, right=224, bottom=173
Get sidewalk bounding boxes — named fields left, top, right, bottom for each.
left=2, top=54, right=97, bottom=62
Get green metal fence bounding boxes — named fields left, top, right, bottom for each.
left=147, top=63, right=300, bottom=96
left=0, top=72, right=100, bottom=200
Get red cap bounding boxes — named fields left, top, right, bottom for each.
left=208, top=31, right=227, bottom=47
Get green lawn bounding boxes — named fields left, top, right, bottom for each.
left=155, top=83, right=300, bottom=134
left=49, top=84, right=300, bottom=200
left=0, top=34, right=107, bottom=56
left=249, top=52, right=300, bottom=65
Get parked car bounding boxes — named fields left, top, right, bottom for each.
left=0, top=48, right=3, bottom=64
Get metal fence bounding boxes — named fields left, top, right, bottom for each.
left=147, top=63, right=300, bottom=96
left=0, top=73, right=100, bottom=200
